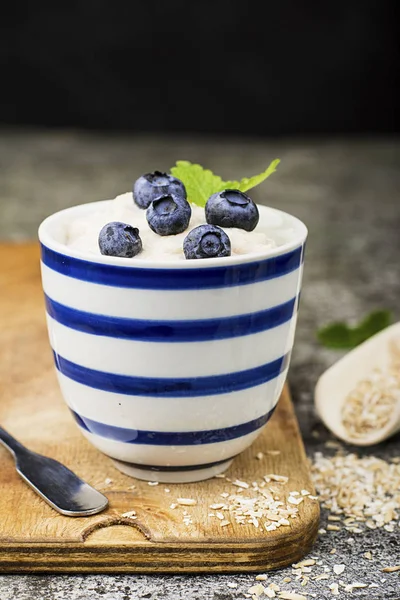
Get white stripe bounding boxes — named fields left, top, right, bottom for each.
left=47, top=314, right=296, bottom=378
left=41, top=262, right=302, bottom=320
left=79, top=428, right=264, bottom=467
left=57, top=370, right=286, bottom=430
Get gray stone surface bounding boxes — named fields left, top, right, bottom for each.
left=0, top=130, right=399, bottom=599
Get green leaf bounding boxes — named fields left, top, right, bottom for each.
left=170, top=161, right=224, bottom=208
left=220, top=159, right=281, bottom=193
left=317, top=310, right=392, bottom=349
left=170, top=159, right=280, bottom=207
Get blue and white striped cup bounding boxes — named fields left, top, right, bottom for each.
left=39, top=201, right=307, bottom=482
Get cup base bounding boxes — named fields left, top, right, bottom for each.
left=111, top=458, right=234, bottom=483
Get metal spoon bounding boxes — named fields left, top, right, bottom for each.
left=0, top=426, right=109, bottom=516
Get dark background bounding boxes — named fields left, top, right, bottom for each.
left=1, top=0, right=399, bottom=136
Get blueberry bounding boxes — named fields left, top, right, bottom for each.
left=98, top=221, right=142, bottom=258
left=146, top=194, right=191, bottom=236
left=205, top=189, right=259, bottom=232
left=183, top=224, right=231, bottom=259
left=133, top=171, right=187, bottom=209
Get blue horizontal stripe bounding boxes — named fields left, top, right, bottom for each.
left=53, top=351, right=290, bottom=397
left=41, top=244, right=303, bottom=290
left=45, top=294, right=296, bottom=342
left=71, top=407, right=275, bottom=445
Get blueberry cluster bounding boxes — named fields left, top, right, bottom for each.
left=98, top=171, right=259, bottom=259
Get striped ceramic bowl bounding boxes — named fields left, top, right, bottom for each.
left=38, top=201, right=307, bottom=482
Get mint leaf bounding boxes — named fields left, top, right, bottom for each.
left=170, top=161, right=224, bottom=208
left=170, top=159, right=280, bottom=207
left=317, top=310, right=392, bottom=349
left=221, top=159, right=281, bottom=193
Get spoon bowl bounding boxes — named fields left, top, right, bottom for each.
left=315, top=322, right=400, bottom=446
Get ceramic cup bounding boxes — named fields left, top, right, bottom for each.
left=38, top=201, right=307, bottom=482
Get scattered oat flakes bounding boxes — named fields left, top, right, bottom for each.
left=147, top=481, right=159, bottom=486
left=210, top=503, right=225, bottom=510
left=255, top=574, right=268, bottom=581
left=330, top=548, right=337, bottom=554
left=318, top=529, right=326, bottom=535
left=220, top=520, right=231, bottom=527
left=288, top=496, right=303, bottom=505
left=227, top=582, right=237, bottom=588
left=301, top=490, right=310, bottom=496
left=248, top=583, right=266, bottom=596
left=121, top=510, right=137, bottom=519
left=346, top=526, right=363, bottom=533
left=164, top=488, right=170, bottom=493
left=329, top=583, right=339, bottom=595
left=382, top=565, right=400, bottom=572
left=314, top=574, right=330, bottom=581
left=265, top=474, right=289, bottom=483
left=209, top=473, right=303, bottom=533
left=363, top=551, right=373, bottom=560
left=278, top=593, right=307, bottom=600
left=349, top=582, right=368, bottom=589
left=327, top=525, right=340, bottom=531
left=177, top=498, right=197, bottom=506
left=267, top=450, right=281, bottom=456
left=333, top=564, right=345, bottom=575
left=256, top=452, right=264, bottom=460
left=269, top=584, right=280, bottom=591
left=311, top=451, right=400, bottom=534
left=293, top=559, right=316, bottom=568
left=265, top=589, right=276, bottom=598
left=282, top=577, right=291, bottom=583
left=232, top=479, right=250, bottom=489
left=169, top=503, right=177, bottom=509
left=104, top=478, right=113, bottom=485
left=327, top=515, right=341, bottom=521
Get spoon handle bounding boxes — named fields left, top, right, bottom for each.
left=0, top=426, right=27, bottom=457
left=0, top=425, right=109, bottom=516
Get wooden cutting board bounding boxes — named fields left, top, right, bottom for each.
left=0, top=243, right=319, bottom=573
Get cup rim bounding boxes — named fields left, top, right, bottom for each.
left=38, top=199, right=308, bottom=269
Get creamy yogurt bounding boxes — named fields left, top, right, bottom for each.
left=66, top=192, right=293, bottom=261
